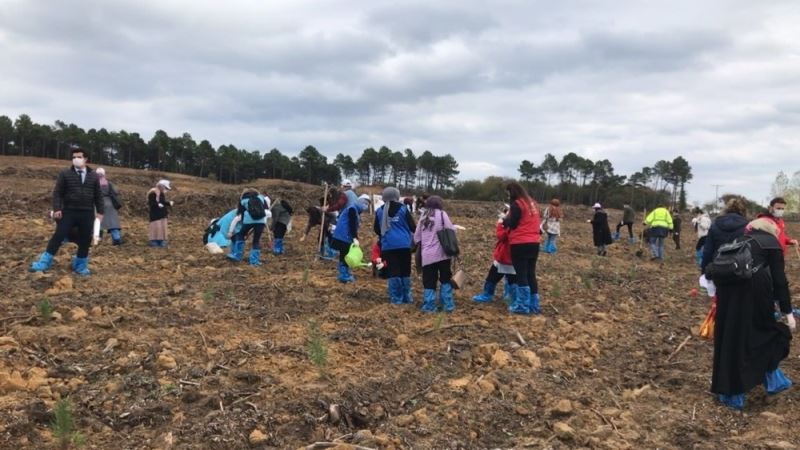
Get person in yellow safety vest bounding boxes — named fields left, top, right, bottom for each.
left=644, top=204, right=674, bottom=261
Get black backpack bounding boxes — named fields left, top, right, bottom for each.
left=203, top=218, right=221, bottom=244
left=704, top=236, right=762, bottom=284
left=245, top=194, right=266, bottom=220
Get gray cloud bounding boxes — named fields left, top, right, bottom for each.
left=1, top=0, right=799, bottom=204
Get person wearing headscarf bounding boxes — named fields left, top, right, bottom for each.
left=331, top=190, right=369, bottom=282
left=147, top=179, right=173, bottom=248
left=95, top=167, right=123, bottom=245
left=541, top=198, right=563, bottom=254
left=711, top=217, right=794, bottom=410
left=502, top=182, right=542, bottom=314
left=588, top=203, right=613, bottom=256
left=374, top=187, right=416, bottom=304
left=414, top=196, right=457, bottom=312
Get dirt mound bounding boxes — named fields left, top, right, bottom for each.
left=2, top=158, right=800, bottom=449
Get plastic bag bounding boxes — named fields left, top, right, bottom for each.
left=698, top=296, right=717, bottom=339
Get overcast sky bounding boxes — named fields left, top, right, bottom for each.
left=1, top=0, right=799, bottom=204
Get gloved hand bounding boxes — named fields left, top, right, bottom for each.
left=169, top=201, right=174, bottom=206
left=352, top=238, right=360, bottom=246
left=158, top=203, right=164, bottom=208
left=786, top=314, right=796, bottom=332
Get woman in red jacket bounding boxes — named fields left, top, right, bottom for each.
left=502, top=182, right=542, bottom=314
left=473, top=207, right=517, bottom=303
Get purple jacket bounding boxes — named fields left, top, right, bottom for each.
left=414, top=209, right=455, bottom=266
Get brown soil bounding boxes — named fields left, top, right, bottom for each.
left=1, top=156, right=800, bottom=449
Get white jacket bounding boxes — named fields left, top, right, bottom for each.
left=692, top=214, right=711, bottom=238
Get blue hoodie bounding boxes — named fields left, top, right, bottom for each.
left=701, top=213, right=748, bottom=273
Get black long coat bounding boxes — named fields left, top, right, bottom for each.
left=590, top=210, right=613, bottom=246
left=711, top=230, right=792, bottom=396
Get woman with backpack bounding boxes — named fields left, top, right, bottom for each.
left=701, top=198, right=748, bottom=274
left=710, top=217, right=795, bottom=410
left=503, top=182, right=542, bottom=315
left=147, top=179, right=172, bottom=248
left=227, top=188, right=270, bottom=266
left=270, top=198, right=293, bottom=255
left=96, top=167, right=123, bottom=245
left=374, top=187, right=416, bottom=305
left=541, top=198, right=562, bottom=255
left=414, top=196, right=457, bottom=313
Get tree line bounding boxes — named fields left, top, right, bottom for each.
left=0, top=114, right=461, bottom=191
left=454, top=153, right=693, bottom=211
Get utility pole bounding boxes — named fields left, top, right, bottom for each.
left=711, top=184, right=723, bottom=213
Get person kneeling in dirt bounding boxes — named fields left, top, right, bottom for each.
left=227, top=188, right=271, bottom=266
left=374, top=187, right=416, bottom=305
left=30, top=146, right=104, bottom=275
left=473, top=206, right=517, bottom=304
left=147, top=179, right=173, bottom=248
left=415, top=196, right=457, bottom=312
left=331, top=191, right=369, bottom=282
left=270, top=198, right=293, bottom=255
left=709, top=218, right=795, bottom=410
left=588, top=203, right=612, bottom=256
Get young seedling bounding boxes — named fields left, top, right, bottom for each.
left=581, top=276, right=593, bottom=290
left=38, top=298, right=53, bottom=324
left=51, top=397, right=85, bottom=450
left=434, top=312, right=446, bottom=331
left=306, top=320, right=328, bottom=377
left=201, top=290, right=214, bottom=303
left=551, top=282, right=562, bottom=298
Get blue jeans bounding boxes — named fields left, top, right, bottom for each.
left=650, top=237, right=665, bottom=259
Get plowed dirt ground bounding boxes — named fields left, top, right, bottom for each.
left=1, top=157, right=800, bottom=450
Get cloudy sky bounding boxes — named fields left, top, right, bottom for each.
left=1, top=0, right=799, bottom=204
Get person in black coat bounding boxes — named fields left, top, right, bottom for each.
left=671, top=210, right=682, bottom=250
left=710, top=217, right=794, bottom=410
left=701, top=198, right=749, bottom=274
left=588, top=203, right=613, bottom=256
left=30, top=147, right=104, bottom=275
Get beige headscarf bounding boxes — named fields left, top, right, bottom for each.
left=747, top=218, right=779, bottom=237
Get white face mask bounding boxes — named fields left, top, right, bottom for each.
left=773, top=209, right=785, bottom=218
left=72, top=157, right=85, bottom=168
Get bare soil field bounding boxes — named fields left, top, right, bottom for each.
left=1, top=156, right=800, bottom=449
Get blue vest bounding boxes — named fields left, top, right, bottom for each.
left=378, top=204, right=413, bottom=251
left=333, top=204, right=360, bottom=244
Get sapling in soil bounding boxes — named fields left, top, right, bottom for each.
left=38, top=297, right=53, bottom=324
left=306, top=320, right=328, bottom=377
left=52, top=397, right=85, bottom=449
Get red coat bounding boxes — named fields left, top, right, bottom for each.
left=493, top=222, right=512, bottom=265
left=757, top=213, right=794, bottom=255
left=509, top=198, right=541, bottom=245
left=371, top=242, right=382, bottom=263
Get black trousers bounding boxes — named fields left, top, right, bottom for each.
left=485, top=264, right=517, bottom=285
left=422, top=259, right=452, bottom=290
left=382, top=248, right=412, bottom=278
left=616, top=222, right=634, bottom=238
left=331, top=238, right=350, bottom=263
left=510, top=243, right=539, bottom=293
left=237, top=223, right=265, bottom=249
left=673, top=232, right=681, bottom=249
left=696, top=235, right=707, bottom=251
left=46, top=210, right=94, bottom=258
left=273, top=222, right=287, bottom=239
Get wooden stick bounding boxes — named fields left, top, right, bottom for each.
left=666, top=335, right=691, bottom=362
left=317, top=182, right=329, bottom=256
left=794, top=244, right=800, bottom=261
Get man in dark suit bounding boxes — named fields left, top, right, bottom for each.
left=30, top=147, right=104, bottom=275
